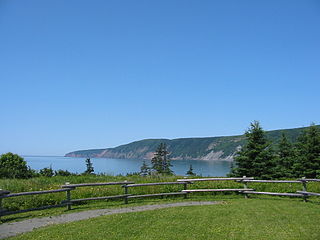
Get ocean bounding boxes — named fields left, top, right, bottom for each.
left=24, top=155, right=232, bottom=177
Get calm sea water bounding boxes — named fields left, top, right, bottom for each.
left=24, top=156, right=232, bottom=177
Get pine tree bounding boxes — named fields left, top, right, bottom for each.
left=151, top=143, right=173, bottom=175
left=186, top=164, right=195, bottom=176
left=293, top=124, right=320, bottom=178
left=140, top=160, right=150, bottom=176
left=84, top=158, right=94, bottom=174
left=230, top=121, right=276, bottom=179
left=273, top=133, right=294, bottom=178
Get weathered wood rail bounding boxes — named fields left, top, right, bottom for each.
left=0, top=189, right=71, bottom=217
left=0, top=177, right=319, bottom=218
left=177, top=177, right=254, bottom=182
left=178, top=176, right=254, bottom=198
left=232, top=177, right=319, bottom=201
left=123, top=181, right=191, bottom=204
left=183, top=189, right=254, bottom=193
left=61, top=181, right=134, bottom=209
left=178, top=177, right=320, bottom=201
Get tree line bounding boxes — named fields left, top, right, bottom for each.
left=230, top=121, right=320, bottom=179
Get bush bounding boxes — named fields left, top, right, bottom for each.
left=54, top=169, right=73, bottom=176
left=0, top=152, right=33, bottom=179
left=39, top=167, right=54, bottom=177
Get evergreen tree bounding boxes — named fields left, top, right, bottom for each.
left=186, top=164, right=195, bottom=176
left=84, top=158, right=94, bottom=174
left=140, top=160, right=150, bottom=176
left=230, top=121, right=276, bottom=179
left=273, top=133, right=294, bottom=178
left=151, top=143, right=173, bottom=175
left=293, top=124, right=320, bottom=178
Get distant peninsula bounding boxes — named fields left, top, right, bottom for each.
left=65, top=125, right=316, bottom=161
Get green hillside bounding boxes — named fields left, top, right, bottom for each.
left=65, top=125, right=318, bottom=161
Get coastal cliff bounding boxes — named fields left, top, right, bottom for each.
left=65, top=125, right=313, bottom=161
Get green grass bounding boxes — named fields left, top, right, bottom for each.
left=6, top=198, right=320, bottom=240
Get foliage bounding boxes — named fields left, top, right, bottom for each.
left=139, top=161, right=150, bottom=176
left=151, top=143, right=173, bottom=175
left=273, top=133, right=295, bottom=178
left=293, top=124, right=320, bottom=178
left=0, top=153, right=33, bottom=179
left=84, top=158, right=94, bottom=175
left=54, top=169, right=74, bottom=176
left=186, top=164, right=195, bottom=176
left=230, top=122, right=320, bottom=179
left=39, top=167, right=54, bottom=177
left=230, top=121, right=276, bottom=179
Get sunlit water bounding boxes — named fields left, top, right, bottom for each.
left=24, top=156, right=232, bottom=177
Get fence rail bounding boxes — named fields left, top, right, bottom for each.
left=61, top=181, right=134, bottom=188
left=0, top=189, right=71, bottom=217
left=242, top=191, right=304, bottom=197
left=125, top=182, right=189, bottom=187
left=177, top=177, right=254, bottom=182
left=237, top=180, right=301, bottom=183
left=127, top=192, right=187, bottom=199
left=0, top=189, right=71, bottom=199
left=66, top=194, right=132, bottom=203
left=123, top=181, right=191, bottom=204
left=62, top=181, right=134, bottom=209
left=0, top=177, right=319, bottom=218
left=297, top=191, right=320, bottom=197
left=182, top=188, right=254, bottom=193
left=300, top=179, right=320, bottom=182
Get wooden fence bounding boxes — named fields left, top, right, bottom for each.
left=123, top=181, right=191, bottom=204
left=0, top=177, right=319, bottom=217
left=60, top=181, right=134, bottom=210
left=0, top=188, right=70, bottom=216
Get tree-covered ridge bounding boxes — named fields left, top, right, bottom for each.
left=65, top=125, right=319, bottom=161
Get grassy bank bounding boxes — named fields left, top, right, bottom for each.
left=1, top=175, right=319, bottom=213
left=6, top=198, right=320, bottom=240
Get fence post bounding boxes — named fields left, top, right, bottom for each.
left=65, top=182, right=72, bottom=210
left=242, top=176, right=248, bottom=199
left=124, top=181, right=128, bottom=204
left=0, top=190, right=10, bottom=219
left=301, top=177, right=308, bottom=202
left=183, top=182, right=188, bottom=199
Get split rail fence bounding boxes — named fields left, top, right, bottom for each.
left=0, top=177, right=319, bottom=217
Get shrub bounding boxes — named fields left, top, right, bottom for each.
left=0, top=153, right=33, bottom=179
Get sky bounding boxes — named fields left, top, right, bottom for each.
left=0, top=0, right=319, bottom=156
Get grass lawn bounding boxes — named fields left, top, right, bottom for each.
left=6, top=198, right=320, bottom=240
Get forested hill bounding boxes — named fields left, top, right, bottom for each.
left=65, top=125, right=318, bottom=161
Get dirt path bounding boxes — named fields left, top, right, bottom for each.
left=0, top=201, right=220, bottom=239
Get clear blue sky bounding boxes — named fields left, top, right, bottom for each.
left=0, top=0, right=319, bottom=156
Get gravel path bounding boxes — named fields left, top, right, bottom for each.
left=0, top=201, right=220, bottom=239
